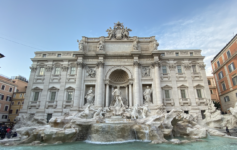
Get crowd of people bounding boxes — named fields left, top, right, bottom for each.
left=0, top=125, right=17, bottom=140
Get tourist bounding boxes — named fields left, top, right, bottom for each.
left=12, top=132, right=17, bottom=138
left=0, top=125, right=7, bottom=139
left=6, top=127, right=12, bottom=139
left=226, top=126, right=231, bottom=136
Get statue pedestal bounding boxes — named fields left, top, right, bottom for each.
left=111, top=116, right=123, bottom=119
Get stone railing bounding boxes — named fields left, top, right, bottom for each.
left=28, top=101, right=40, bottom=109
left=63, top=100, right=74, bottom=108
left=46, top=100, right=57, bottom=109
left=163, top=98, right=174, bottom=106
left=195, top=98, right=207, bottom=106
left=179, top=98, right=191, bottom=106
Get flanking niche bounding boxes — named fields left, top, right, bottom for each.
left=142, top=84, right=153, bottom=104
left=84, top=85, right=96, bottom=105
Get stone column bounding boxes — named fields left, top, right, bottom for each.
left=95, top=62, right=104, bottom=107
left=20, top=66, right=37, bottom=113
left=39, top=65, right=53, bottom=111
left=106, top=83, right=109, bottom=107
left=184, top=64, right=196, bottom=106
left=129, top=83, right=133, bottom=107
left=153, top=61, right=163, bottom=106
left=133, top=61, right=140, bottom=106
left=72, top=62, right=84, bottom=110
left=199, top=64, right=211, bottom=100
left=126, top=86, right=128, bottom=100
left=169, top=64, right=179, bottom=106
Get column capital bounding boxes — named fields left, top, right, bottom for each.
left=168, top=64, right=176, bottom=71
left=184, top=64, right=191, bottom=70
left=96, top=61, right=104, bottom=68
left=61, top=66, right=69, bottom=72
left=152, top=61, right=161, bottom=67
left=198, top=64, right=206, bottom=70
left=133, top=61, right=141, bottom=67
left=30, top=66, right=37, bottom=72
left=45, top=66, right=53, bottom=72
left=77, top=62, right=85, bottom=68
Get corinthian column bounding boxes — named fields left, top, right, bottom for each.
left=133, top=61, right=140, bottom=106
left=105, top=83, right=109, bottom=107
left=72, top=62, right=84, bottom=110
left=153, top=61, right=163, bottom=106
left=129, top=83, right=133, bottom=107
left=95, top=61, right=104, bottom=107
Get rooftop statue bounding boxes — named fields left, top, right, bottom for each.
left=106, top=22, right=132, bottom=40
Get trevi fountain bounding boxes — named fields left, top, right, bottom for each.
left=1, top=22, right=237, bottom=149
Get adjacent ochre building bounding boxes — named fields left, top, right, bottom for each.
left=211, top=34, right=237, bottom=112
left=20, top=22, right=211, bottom=122
left=9, top=92, right=25, bottom=122
left=207, top=76, right=220, bottom=103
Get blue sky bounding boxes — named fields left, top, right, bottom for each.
left=1, top=0, right=237, bottom=79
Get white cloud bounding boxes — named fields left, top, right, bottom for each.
left=149, top=1, right=237, bottom=76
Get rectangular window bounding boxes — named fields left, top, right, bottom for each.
left=161, top=53, right=165, bottom=56
left=4, top=105, right=9, bottom=111
left=177, top=65, right=182, bottom=73
left=181, top=90, right=186, bottom=98
left=57, top=54, right=61, bottom=57
left=67, top=91, right=73, bottom=101
left=0, top=94, right=4, bottom=100
left=210, top=90, right=213, bottom=94
left=19, top=94, right=22, bottom=98
left=227, top=51, right=231, bottom=58
left=224, top=96, right=230, bottom=102
left=39, top=68, right=45, bottom=75
left=2, top=115, right=7, bottom=119
left=208, top=80, right=211, bottom=85
left=192, top=65, right=196, bottom=73
left=71, top=67, right=76, bottom=74
left=47, top=114, right=52, bottom=123
left=190, top=52, right=193, bottom=56
left=196, top=89, right=202, bottom=98
left=176, top=52, right=179, bottom=56
left=6, top=96, right=11, bottom=101
left=55, top=67, right=61, bottom=75
left=228, top=62, right=235, bottom=72
left=164, top=90, right=170, bottom=98
left=13, top=94, right=16, bottom=98
left=1, top=85, right=5, bottom=90
left=42, top=54, right=46, bottom=58
left=222, top=82, right=226, bottom=91
left=232, top=76, right=237, bottom=86
left=218, top=71, right=224, bottom=79
left=162, top=66, right=167, bottom=74
left=34, top=92, right=39, bottom=101
left=9, top=88, right=12, bottom=92
left=217, top=61, right=220, bottom=67
left=50, top=92, right=56, bottom=101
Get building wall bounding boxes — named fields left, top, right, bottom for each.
left=211, top=35, right=237, bottom=112
left=12, top=79, right=28, bottom=92
left=0, top=76, right=16, bottom=123
left=19, top=48, right=210, bottom=122
left=8, top=92, right=24, bottom=122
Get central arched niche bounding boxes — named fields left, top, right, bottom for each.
left=109, top=69, right=129, bottom=84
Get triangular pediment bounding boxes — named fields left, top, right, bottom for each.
left=48, top=86, right=59, bottom=90
left=194, top=84, right=204, bottom=88
left=161, top=85, right=173, bottom=89
left=177, top=84, right=188, bottom=88
left=32, top=86, right=43, bottom=91
left=65, top=86, right=75, bottom=90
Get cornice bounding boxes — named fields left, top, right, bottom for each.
left=212, top=51, right=237, bottom=74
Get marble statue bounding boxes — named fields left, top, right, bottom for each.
left=230, top=102, right=237, bottom=117
left=133, top=40, right=138, bottom=50
left=86, top=67, right=96, bottom=78
left=153, top=40, right=159, bottom=50
left=75, top=104, right=95, bottom=118
left=97, top=41, right=104, bottom=50
left=106, top=27, right=114, bottom=39
left=112, top=86, right=125, bottom=116
left=85, top=87, right=95, bottom=105
left=142, top=67, right=150, bottom=77
left=131, top=104, right=139, bottom=119
left=93, top=108, right=103, bottom=119
left=143, top=86, right=152, bottom=104
left=123, top=27, right=132, bottom=39
left=140, top=105, right=150, bottom=118
left=77, top=40, right=84, bottom=51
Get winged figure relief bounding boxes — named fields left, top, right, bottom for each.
left=86, top=67, right=96, bottom=78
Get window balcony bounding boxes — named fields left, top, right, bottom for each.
left=63, top=100, right=74, bottom=108
left=195, top=98, right=207, bottom=105
left=28, top=101, right=40, bottom=109
left=163, top=98, right=174, bottom=106
left=179, top=98, right=191, bottom=106
left=46, top=100, right=57, bottom=109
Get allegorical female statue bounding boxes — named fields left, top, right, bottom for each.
left=112, top=86, right=124, bottom=116
left=143, top=86, right=152, bottom=104
left=85, top=87, right=94, bottom=105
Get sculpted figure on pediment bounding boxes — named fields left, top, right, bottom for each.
left=97, top=41, right=104, bottom=51
left=77, top=39, right=84, bottom=51
left=153, top=40, right=159, bottom=50
left=133, top=40, right=138, bottom=50
left=123, top=27, right=132, bottom=39
left=106, top=27, right=114, bottom=39
left=106, top=22, right=132, bottom=40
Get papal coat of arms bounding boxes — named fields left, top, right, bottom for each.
left=106, top=21, right=132, bottom=40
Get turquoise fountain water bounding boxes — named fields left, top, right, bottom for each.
left=1, top=136, right=237, bottom=150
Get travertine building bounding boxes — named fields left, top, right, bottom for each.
left=20, top=22, right=210, bottom=122
left=211, top=34, right=237, bottom=112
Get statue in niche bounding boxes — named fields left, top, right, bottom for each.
left=133, top=40, right=138, bottom=50
left=86, top=67, right=96, bottom=78
left=106, top=27, right=114, bottom=39
left=140, top=104, right=151, bottom=118
left=153, top=40, right=159, bottom=50
left=97, top=41, right=104, bottom=50
left=85, top=87, right=95, bottom=105
left=143, top=86, right=152, bottom=104
left=112, top=86, right=125, bottom=116
left=142, top=67, right=150, bottom=77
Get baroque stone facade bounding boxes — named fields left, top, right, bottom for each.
left=20, top=22, right=210, bottom=121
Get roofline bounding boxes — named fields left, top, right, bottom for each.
left=211, top=34, right=237, bottom=62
